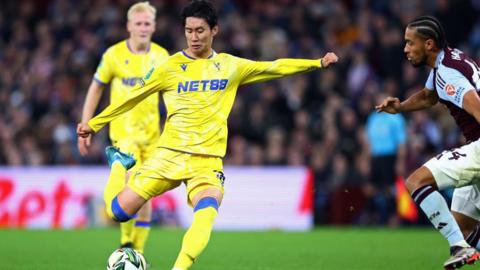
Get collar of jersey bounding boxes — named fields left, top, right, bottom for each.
left=181, top=50, right=216, bottom=60
left=126, top=40, right=151, bottom=54
left=434, top=50, right=445, bottom=68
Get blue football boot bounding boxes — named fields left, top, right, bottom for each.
left=105, top=146, right=136, bottom=170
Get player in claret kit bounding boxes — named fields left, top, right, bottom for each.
left=77, top=1, right=338, bottom=269
left=375, top=15, right=480, bottom=269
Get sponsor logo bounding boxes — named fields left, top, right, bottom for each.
left=454, top=87, right=464, bottom=103
left=445, top=84, right=456, bottom=96
left=122, top=77, right=143, bottom=87
left=177, top=79, right=228, bottom=93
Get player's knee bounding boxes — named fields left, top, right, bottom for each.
left=194, top=197, right=219, bottom=212
left=406, top=166, right=436, bottom=193
left=111, top=196, right=137, bottom=222
left=405, top=176, right=418, bottom=193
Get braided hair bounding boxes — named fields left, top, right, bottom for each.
left=407, top=16, right=448, bottom=49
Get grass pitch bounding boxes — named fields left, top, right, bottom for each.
left=0, top=227, right=473, bottom=270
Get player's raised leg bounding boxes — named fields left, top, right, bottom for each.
left=119, top=170, right=136, bottom=249
left=104, top=146, right=136, bottom=219
left=108, top=186, right=147, bottom=222
left=172, top=187, right=222, bottom=270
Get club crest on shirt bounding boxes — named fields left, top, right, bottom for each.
left=181, top=64, right=187, bottom=71
left=445, top=84, right=456, bottom=96
left=214, top=62, right=221, bottom=71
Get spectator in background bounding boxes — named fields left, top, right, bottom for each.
left=365, top=92, right=407, bottom=226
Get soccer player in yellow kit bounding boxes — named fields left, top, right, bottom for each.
left=77, top=1, right=169, bottom=257
left=78, top=1, right=338, bottom=269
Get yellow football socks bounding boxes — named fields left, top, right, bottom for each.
left=104, top=162, right=127, bottom=219
left=120, top=219, right=134, bottom=245
left=132, top=221, right=151, bottom=254
left=173, top=207, right=218, bottom=269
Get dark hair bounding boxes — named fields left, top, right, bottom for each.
left=181, top=0, right=218, bottom=29
left=407, top=16, right=447, bottom=49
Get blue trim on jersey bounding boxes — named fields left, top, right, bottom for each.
left=111, top=196, right=136, bottom=222
left=135, top=221, right=151, bottom=227
left=181, top=50, right=216, bottom=60
left=93, top=77, right=108, bottom=85
left=182, top=50, right=196, bottom=60
left=194, top=197, right=219, bottom=212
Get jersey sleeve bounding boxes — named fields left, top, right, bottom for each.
left=236, top=57, right=322, bottom=85
left=88, top=66, right=167, bottom=132
left=441, top=67, right=476, bottom=108
left=93, top=49, right=114, bottom=85
left=425, top=69, right=434, bottom=90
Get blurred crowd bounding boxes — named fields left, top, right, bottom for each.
left=1, top=0, right=480, bottom=225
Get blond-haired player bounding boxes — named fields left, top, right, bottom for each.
left=78, top=1, right=338, bottom=269
left=77, top=1, right=169, bottom=259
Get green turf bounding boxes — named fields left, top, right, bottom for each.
left=0, top=227, right=475, bottom=270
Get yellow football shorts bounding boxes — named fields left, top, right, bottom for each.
left=113, top=138, right=159, bottom=169
left=127, top=147, right=225, bottom=205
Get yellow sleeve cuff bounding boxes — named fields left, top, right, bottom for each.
left=87, top=119, right=102, bottom=133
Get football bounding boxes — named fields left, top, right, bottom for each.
left=107, top=248, right=146, bottom=270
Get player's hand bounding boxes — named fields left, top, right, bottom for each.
left=320, top=52, right=339, bottom=68
left=77, top=123, right=93, bottom=138
left=375, top=96, right=402, bottom=114
left=77, top=136, right=91, bottom=156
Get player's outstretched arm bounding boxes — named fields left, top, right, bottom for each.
left=239, top=52, right=339, bottom=85
left=320, top=52, right=339, bottom=68
left=87, top=71, right=166, bottom=133
left=375, top=88, right=438, bottom=114
left=375, top=96, right=402, bottom=114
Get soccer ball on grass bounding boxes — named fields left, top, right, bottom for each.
left=107, top=248, right=146, bottom=270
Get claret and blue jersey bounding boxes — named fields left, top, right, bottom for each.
left=425, top=48, right=480, bottom=142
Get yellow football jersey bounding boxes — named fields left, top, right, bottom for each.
left=89, top=51, right=322, bottom=157
left=94, top=40, right=169, bottom=143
